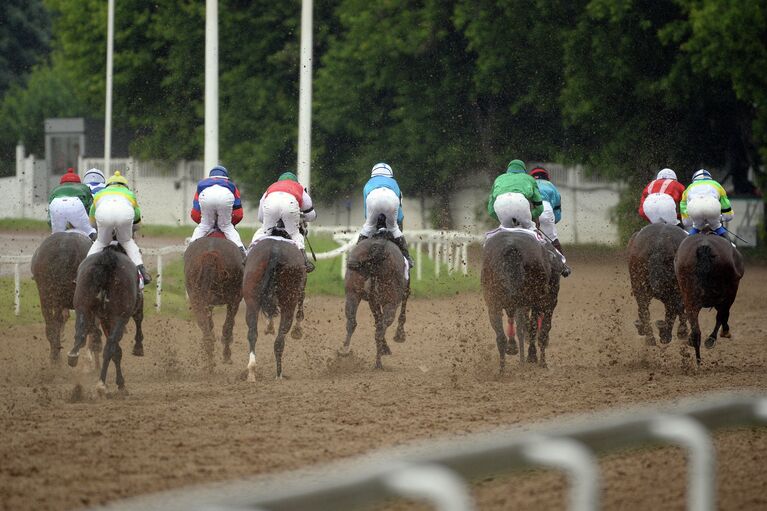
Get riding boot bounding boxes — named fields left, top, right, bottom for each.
left=357, top=234, right=369, bottom=244
left=137, top=264, right=152, bottom=285
left=301, top=249, right=315, bottom=273
left=88, top=232, right=97, bottom=242
left=393, top=236, right=414, bottom=269
left=239, top=245, right=247, bottom=265
left=551, top=239, right=571, bottom=278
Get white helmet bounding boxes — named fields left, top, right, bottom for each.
left=692, top=169, right=712, bottom=181
left=656, top=168, right=677, bottom=180
left=371, top=162, right=393, bottom=177
left=83, top=168, right=105, bottom=184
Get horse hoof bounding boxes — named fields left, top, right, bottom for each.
left=659, top=334, right=672, bottom=345
left=291, top=327, right=303, bottom=340
left=394, top=331, right=406, bottom=343
left=655, top=319, right=667, bottom=330
left=704, top=336, right=716, bottom=349
left=222, top=357, right=233, bottom=365
left=506, top=341, right=518, bottom=356
left=645, top=335, right=656, bottom=346
left=338, top=346, right=351, bottom=357
left=67, top=353, right=79, bottom=367
left=247, top=372, right=256, bottom=383
left=720, top=330, right=731, bottom=339
left=527, top=354, right=538, bottom=364
left=95, top=381, right=107, bottom=397
left=132, top=345, right=144, bottom=357
left=381, top=344, right=392, bottom=356
left=677, top=328, right=689, bottom=340
left=634, top=319, right=650, bottom=336
left=116, top=386, right=129, bottom=397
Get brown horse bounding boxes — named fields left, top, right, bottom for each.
left=339, top=229, right=409, bottom=369
left=242, top=238, right=306, bottom=381
left=627, top=223, right=689, bottom=345
left=31, top=232, right=93, bottom=362
left=68, top=245, right=144, bottom=393
left=482, top=230, right=561, bottom=372
left=184, top=233, right=242, bottom=366
left=675, top=233, right=744, bottom=365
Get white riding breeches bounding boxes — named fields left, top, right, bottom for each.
left=190, top=184, right=244, bottom=248
left=538, top=201, right=558, bottom=241
left=87, top=196, right=143, bottom=266
left=494, top=192, right=535, bottom=230
left=643, top=193, right=678, bottom=225
left=255, top=191, right=304, bottom=249
left=686, top=196, right=723, bottom=231
left=360, top=187, right=403, bottom=238
left=49, top=197, right=95, bottom=236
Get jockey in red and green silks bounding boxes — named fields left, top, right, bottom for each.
left=487, top=159, right=544, bottom=229
left=680, top=169, right=733, bottom=237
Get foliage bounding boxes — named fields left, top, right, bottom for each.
left=0, top=0, right=50, bottom=97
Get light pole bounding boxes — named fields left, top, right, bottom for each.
left=297, top=0, right=314, bottom=190
left=204, top=0, right=219, bottom=172
left=104, top=0, right=115, bottom=175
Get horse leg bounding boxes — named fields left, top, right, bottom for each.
left=97, top=317, right=126, bottom=394
left=113, top=342, right=126, bottom=393
left=634, top=291, right=655, bottom=345
left=687, top=307, right=702, bottom=366
left=41, top=304, right=63, bottom=362
left=68, top=311, right=92, bottom=367
left=380, top=303, right=397, bottom=356
left=245, top=305, right=260, bottom=383
left=339, top=293, right=361, bottom=356
left=487, top=305, right=507, bottom=375
left=394, top=281, right=410, bottom=343
left=538, top=309, right=553, bottom=369
left=88, top=321, right=103, bottom=372
left=705, top=305, right=730, bottom=349
left=527, top=310, right=539, bottom=364
left=221, top=301, right=238, bottom=364
left=131, top=296, right=144, bottom=357
left=719, top=302, right=732, bottom=339
left=514, top=309, right=528, bottom=366
left=274, top=307, right=296, bottom=379
left=676, top=302, right=689, bottom=340
left=657, top=301, right=675, bottom=344
left=291, top=288, right=305, bottom=340
left=370, top=301, right=387, bottom=369
left=191, top=300, right=215, bottom=366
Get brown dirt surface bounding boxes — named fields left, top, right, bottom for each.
left=0, top=251, right=765, bottom=510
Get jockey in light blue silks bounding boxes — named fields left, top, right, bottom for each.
left=357, top=163, right=413, bottom=268
left=529, top=166, right=564, bottom=255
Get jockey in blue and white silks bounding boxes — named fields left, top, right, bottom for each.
left=358, top=163, right=413, bottom=268
left=83, top=168, right=107, bottom=196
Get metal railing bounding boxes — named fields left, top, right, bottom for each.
left=93, top=393, right=767, bottom=511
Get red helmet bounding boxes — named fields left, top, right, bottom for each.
left=530, top=167, right=550, bottom=181
left=60, top=168, right=81, bottom=184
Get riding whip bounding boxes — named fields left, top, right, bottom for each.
left=301, top=220, right=318, bottom=261
left=723, top=226, right=751, bottom=245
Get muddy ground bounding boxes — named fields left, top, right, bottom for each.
left=0, top=252, right=765, bottom=510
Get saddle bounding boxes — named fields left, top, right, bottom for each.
left=266, top=220, right=292, bottom=240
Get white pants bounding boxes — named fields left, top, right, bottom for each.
left=360, top=187, right=403, bottom=238
left=644, top=193, right=678, bottom=224
left=87, top=196, right=143, bottom=266
left=494, top=192, right=534, bottom=229
left=190, top=185, right=244, bottom=248
left=538, top=201, right=558, bottom=240
left=686, top=196, right=722, bottom=231
left=49, top=197, right=95, bottom=236
left=255, top=191, right=304, bottom=249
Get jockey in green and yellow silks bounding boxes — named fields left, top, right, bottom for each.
left=680, top=169, right=733, bottom=237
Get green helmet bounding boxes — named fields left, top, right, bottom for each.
left=506, top=159, right=527, bottom=173
left=279, top=171, right=298, bottom=182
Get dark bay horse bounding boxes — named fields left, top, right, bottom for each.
left=242, top=238, right=306, bottom=380
left=627, top=223, right=689, bottom=345
left=31, top=232, right=92, bottom=362
left=340, top=229, right=409, bottom=369
left=184, top=233, right=243, bottom=365
left=67, top=245, right=144, bottom=393
left=675, top=234, right=744, bottom=365
left=482, top=230, right=561, bottom=373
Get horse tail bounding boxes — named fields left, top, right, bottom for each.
left=648, top=248, right=670, bottom=296
left=258, top=244, right=281, bottom=318
left=695, top=243, right=715, bottom=283
left=189, top=250, right=220, bottom=299
left=91, top=248, right=119, bottom=293
left=501, top=244, right=525, bottom=296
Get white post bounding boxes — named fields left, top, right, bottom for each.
left=204, top=0, right=219, bottom=171
left=435, top=244, right=441, bottom=277
left=461, top=243, right=468, bottom=275
left=14, top=263, right=20, bottom=316
left=155, top=254, right=163, bottom=311
left=416, top=242, right=422, bottom=281
left=428, top=242, right=434, bottom=261
left=341, top=249, right=347, bottom=279
left=296, top=0, right=314, bottom=190
left=104, top=0, right=115, bottom=174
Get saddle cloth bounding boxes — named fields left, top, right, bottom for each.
left=485, top=226, right=545, bottom=243
left=249, top=234, right=300, bottom=250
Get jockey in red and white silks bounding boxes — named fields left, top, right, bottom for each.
left=638, top=168, right=686, bottom=226
left=255, top=171, right=317, bottom=272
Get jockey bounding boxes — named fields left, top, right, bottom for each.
left=357, top=163, right=414, bottom=268
left=638, top=168, right=685, bottom=226
left=87, top=171, right=152, bottom=284
left=529, top=166, right=564, bottom=253
left=488, top=159, right=543, bottom=230
left=189, top=165, right=246, bottom=258
left=83, top=167, right=106, bottom=196
left=47, top=168, right=96, bottom=240
left=257, top=171, right=317, bottom=272
left=680, top=169, right=733, bottom=237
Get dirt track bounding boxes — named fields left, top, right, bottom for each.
left=1, top=252, right=766, bottom=510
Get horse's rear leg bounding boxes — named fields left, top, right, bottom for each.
left=634, top=291, right=655, bottom=345
left=131, top=295, right=145, bottom=357
left=291, top=287, right=305, bottom=340
left=191, top=301, right=216, bottom=366
left=686, top=307, right=702, bottom=365
left=370, top=302, right=387, bottom=369
left=705, top=305, right=731, bottom=349
left=274, top=307, right=296, bottom=379
left=526, top=311, right=540, bottom=364
left=538, top=310, right=553, bottom=369
left=245, top=304, right=260, bottom=382
left=221, top=301, right=239, bottom=364
left=41, top=303, right=65, bottom=362
left=487, top=305, right=507, bottom=374
left=98, top=318, right=127, bottom=394
left=68, top=311, right=92, bottom=367
left=676, top=304, right=689, bottom=340
left=380, top=303, right=397, bottom=356
left=394, top=282, right=410, bottom=343
left=719, top=303, right=732, bottom=339
left=339, top=293, right=361, bottom=356
left=514, top=309, right=528, bottom=366
left=657, top=302, right=675, bottom=344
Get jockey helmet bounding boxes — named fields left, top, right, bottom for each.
left=60, top=168, right=81, bottom=184
left=530, top=167, right=550, bottom=181
left=106, top=170, right=129, bottom=187
left=279, top=171, right=298, bottom=182
left=506, top=159, right=526, bottom=173
left=83, top=168, right=105, bottom=184
left=209, top=165, right=229, bottom=178
left=656, top=168, right=677, bottom=180
left=692, top=169, right=712, bottom=181
left=371, top=163, right=393, bottom=178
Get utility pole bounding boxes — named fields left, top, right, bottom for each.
left=297, top=0, right=314, bottom=190
left=204, top=0, right=219, bottom=172
left=104, top=0, right=115, bottom=175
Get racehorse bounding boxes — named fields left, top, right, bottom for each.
left=482, top=230, right=562, bottom=373
left=627, top=223, right=689, bottom=345
left=67, top=245, right=144, bottom=393
left=242, top=237, right=306, bottom=381
left=675, top=233, right=744, bottom=365
left=184, top=232, right=242, bottom=366
left=340, top=222, right=410, bottom=370
left=31, top=232, right=93, bottom=362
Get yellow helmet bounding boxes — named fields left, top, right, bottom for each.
left=106, top=170, right=129, bottom=187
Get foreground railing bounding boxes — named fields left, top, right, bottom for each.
left=95, top=393, right=767, bottom=511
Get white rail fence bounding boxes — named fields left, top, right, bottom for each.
left=0, top=228, right=482, bottom=315
left=93, top=393, right=767, bottom=511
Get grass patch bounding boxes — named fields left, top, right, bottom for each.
left=0, top=218, right=50, bottom=232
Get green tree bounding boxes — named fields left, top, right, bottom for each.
left=0, top=0, right=50, bottom=97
